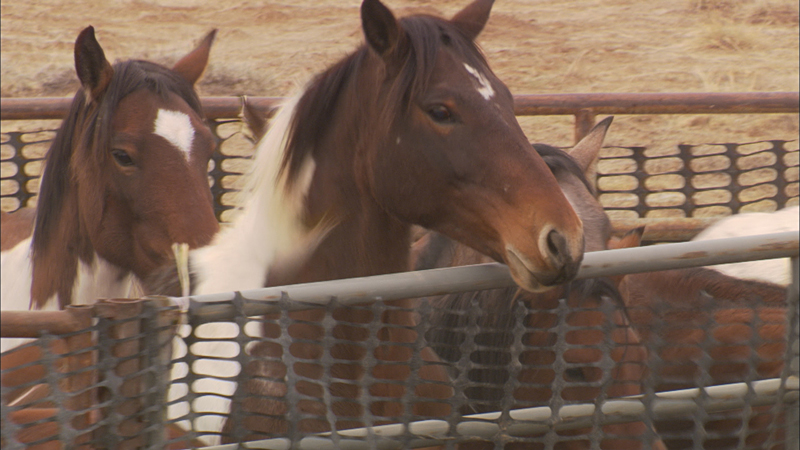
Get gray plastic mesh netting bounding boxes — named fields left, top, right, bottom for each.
left=2, top=242, right=798, bottom=449
left=2, top=122, right=797, bottom=223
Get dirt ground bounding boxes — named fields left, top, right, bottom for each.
left=1, top=0, right=798, bottom=149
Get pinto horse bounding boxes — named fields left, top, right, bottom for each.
left=417, top=119, right=667, bottom=450
left=0, top=26, right=219, bottom=328
left=146, top=0, right=585, bottom=444
left=1, top=26, right=220, bottom=446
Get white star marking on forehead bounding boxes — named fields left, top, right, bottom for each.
left=463, top=63, right=495, bottom=101
left=154, top=109, right=195, bottom=161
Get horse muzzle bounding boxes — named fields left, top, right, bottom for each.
left=504, top=228, right=584, bottom=292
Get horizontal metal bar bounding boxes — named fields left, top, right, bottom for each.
left=201, top=376, right=799, bottom=450
left=0, top=307, right=93, bottom=338
left=180, top=231, right=798, bottom=324
left=512, top=92, right=800, bottom=115
left=2, top=92, right=798, bottom=121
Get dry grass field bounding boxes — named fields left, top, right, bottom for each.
left=2, top=0, right=798, bottom=146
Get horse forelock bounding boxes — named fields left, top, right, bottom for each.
left=85, top=60, right=204, bottom=162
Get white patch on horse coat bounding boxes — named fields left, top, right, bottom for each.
left=154, top=109, right=195, bottom=161
left=171, top=93, right=317, bottom=444
left=693, top=205, right=799, bottom=286
left=1, top=238, right=34, bottom=352
left=1, top=241, right=137, bottom=352
left=73, top=255, right=138, bottom=304
left=463, top=63, right=495, bottom=101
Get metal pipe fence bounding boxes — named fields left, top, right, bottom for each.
left=2, top=92, right=799, bottom=448
left=178, top=231, right=798, bottom=322
left=2, top=92, right=798, bottom=241
left=3, top=233, right=798, bottom=449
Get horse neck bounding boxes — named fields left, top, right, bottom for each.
left=276, top=149, right=413, bottom=286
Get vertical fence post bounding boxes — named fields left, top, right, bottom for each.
left=60, top=305, right=96, bottom=449
left=143, top=296, right=181, bottom=449
left=787, top=256, right=799, bottom=449
left=94, top=299, right=147, bottom=449
left=574, top=109, right=596, bottom=144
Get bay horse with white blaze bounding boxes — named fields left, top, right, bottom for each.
left=1, top=26, right=219, bottom=445
left=146, top=0, right=585, bottom=444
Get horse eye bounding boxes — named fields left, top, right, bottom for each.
left=111, top=149, right=135, bottom=167
left=428, top=105, right=453, bottom=123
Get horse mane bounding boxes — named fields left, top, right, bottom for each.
left=532, top=143, right=596, bottom=196
left=31, top=59, right=205, bottom=306
left=280, top=13, right=490, bottom=187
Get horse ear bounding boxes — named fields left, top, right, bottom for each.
left=172, top=29, right=217, bottom=86
left=74, top=26, right=114, bottom=103
left=241, top=96, right=269, bottom=143
left=451, top=0, right=494, bottom=40
left=361, top=0, right=402, bottom=57
left=567, top=116, right=613, bottom=187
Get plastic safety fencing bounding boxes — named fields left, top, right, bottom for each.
left=2, top=93, right=799, bottom=242
left=1, top=299, right=178, bottom=449
left=2, top=124, right=797, bottom=238
left=2, top=233, right=798, bottom=449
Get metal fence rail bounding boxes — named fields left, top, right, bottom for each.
left=2, top=91, right=799, bottom=449
left=180, top=231, right=799, bottom=321
left=203, top=377, right=799, bottom=450
left=4, top=233, right=796, bottom=449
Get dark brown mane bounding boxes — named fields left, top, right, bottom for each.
left=281, top=13, right=490, bottom=185
left=32, top=59, right=205, bottom=261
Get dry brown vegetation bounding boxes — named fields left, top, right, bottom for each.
left=1, top=0, right=797, bottom=149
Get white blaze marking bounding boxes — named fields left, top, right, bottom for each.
left=463, top=63, right=495, bottom=101
left=154, top=109, right=195, bottom=161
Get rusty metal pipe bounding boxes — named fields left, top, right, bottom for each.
left=1, top=310, right=90, bottom=338
left=2, top=92, right=797, bottom=121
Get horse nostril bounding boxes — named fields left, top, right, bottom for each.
left=547, top=229, right=567, bottom=265
left=547, top=229, right=561, bottom=259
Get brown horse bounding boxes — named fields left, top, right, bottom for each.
left=0, top=25, right=219, bottom=320
left=146, top=0, right=584, bottom=444
left=417, top=118, right=667, bottom=449
left=609, top=230, right=789, bottom=450
left=1, top=25, right=219, bottom=449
